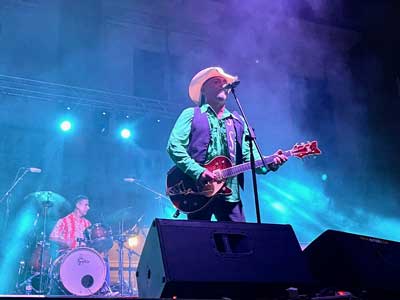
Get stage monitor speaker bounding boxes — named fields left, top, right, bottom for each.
left=137, top=219, right=313, bottom=299
left=303, top=229, right=400, bottom=295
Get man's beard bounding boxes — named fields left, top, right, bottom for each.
left=216, top=90, right=227, bottom=101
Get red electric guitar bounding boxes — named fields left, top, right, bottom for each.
left=166, top=140, right=321, bottom=214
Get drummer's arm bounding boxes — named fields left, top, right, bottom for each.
left=50, top=237, right=71, bottom=248
left=50, top=220, right=72, bottom=248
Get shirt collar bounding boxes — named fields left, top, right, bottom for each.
left=200, top=104, right=233, bottom=119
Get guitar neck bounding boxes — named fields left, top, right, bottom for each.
left=221, top=150, right=292, bottom=179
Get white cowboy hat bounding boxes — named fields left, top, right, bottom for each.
left=188, top=66, right=237, bottom=105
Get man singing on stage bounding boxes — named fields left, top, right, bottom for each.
left=167, top=66, right=287, bottom=221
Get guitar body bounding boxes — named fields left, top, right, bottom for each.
left=166, top=156, right=233, bottom=214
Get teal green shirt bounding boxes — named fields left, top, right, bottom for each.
left=167, top=104, right=268, bottom=202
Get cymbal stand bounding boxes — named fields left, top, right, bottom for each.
left=116, top=221, right=126, bottom=296
left=127, top=248, right=140, bottom=295
left=38, top=192, right=53, bottom=294
left=125, top=221, right=143, bottom=296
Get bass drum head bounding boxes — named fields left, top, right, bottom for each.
left=59, top=247, right=106, bottom=296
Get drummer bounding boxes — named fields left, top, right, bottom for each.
left=49, top=195, right=91, bottom=249
left=49, top=195, right=115, bottom=295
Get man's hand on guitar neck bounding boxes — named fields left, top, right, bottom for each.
left=268, top=149, right=288, bottom=171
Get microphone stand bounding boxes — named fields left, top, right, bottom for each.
left=231, top=87, right=268, bottom=224
left=0, top=168, right=30, bottom=233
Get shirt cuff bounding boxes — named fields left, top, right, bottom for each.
left=192, top=166, right=206, bottom=180
left=256, top=166, right=269, bottom=174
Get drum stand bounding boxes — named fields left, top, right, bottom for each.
left=115, top=221, right=128, bottom=296
left=127, top=248, right=140, bottom=295
left=114, top=236, right=140, bottom=296
left=16, top=272, right=36, bottom=294
left=111, top=218, right=144, bottom=296
left=115, top=232, right=129, bottom=295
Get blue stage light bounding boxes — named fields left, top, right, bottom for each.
left=120, top=128, right=132, bottom=139
left=60, top=120, right=72, bottom=132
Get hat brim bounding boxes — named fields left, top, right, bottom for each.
left=188, top=67, right=237, bottom=105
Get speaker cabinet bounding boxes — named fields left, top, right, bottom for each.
left=137, top=219, right=313, bottom=299
left=304, top=229, right=400, bottom=296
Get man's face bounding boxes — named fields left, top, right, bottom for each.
left=76, top=198, right=90, bottom=216
left=201, top=76, right=228, bottom=105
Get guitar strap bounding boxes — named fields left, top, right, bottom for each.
left=225, top=118, right=236, bottom=164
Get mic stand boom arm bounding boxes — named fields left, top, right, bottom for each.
left=0, top=168, right=30, bottom=233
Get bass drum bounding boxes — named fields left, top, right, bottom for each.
left=50, top=247, right=106, bottom=296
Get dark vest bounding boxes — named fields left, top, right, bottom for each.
left=187, top=107, right=245, bottom=189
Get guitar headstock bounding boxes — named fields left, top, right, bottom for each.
left=291, top=141, right=321, bottom=159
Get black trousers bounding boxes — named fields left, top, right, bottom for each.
left=187, top=198, right=245, bottom=222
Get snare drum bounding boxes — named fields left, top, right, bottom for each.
left=84, top=223, right=113, bottom=252
left=50, top=247, right=106, bottom=296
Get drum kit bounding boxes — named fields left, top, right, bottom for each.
left=15, top=191, right=147, bottom=296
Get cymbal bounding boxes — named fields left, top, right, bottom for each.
left=105, top=206, right=141, bottom=227
left=24, top=191, right=66, bottom=206
left=104, top=206, right=142, bottom=236
left=24, top=191, right=71, bottom=217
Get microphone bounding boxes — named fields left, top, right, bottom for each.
left=223, top=80, right=240, bottom=90
left=25, top=167, right=42, bottom=173
left=124, top=177, right=136, bottom=183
